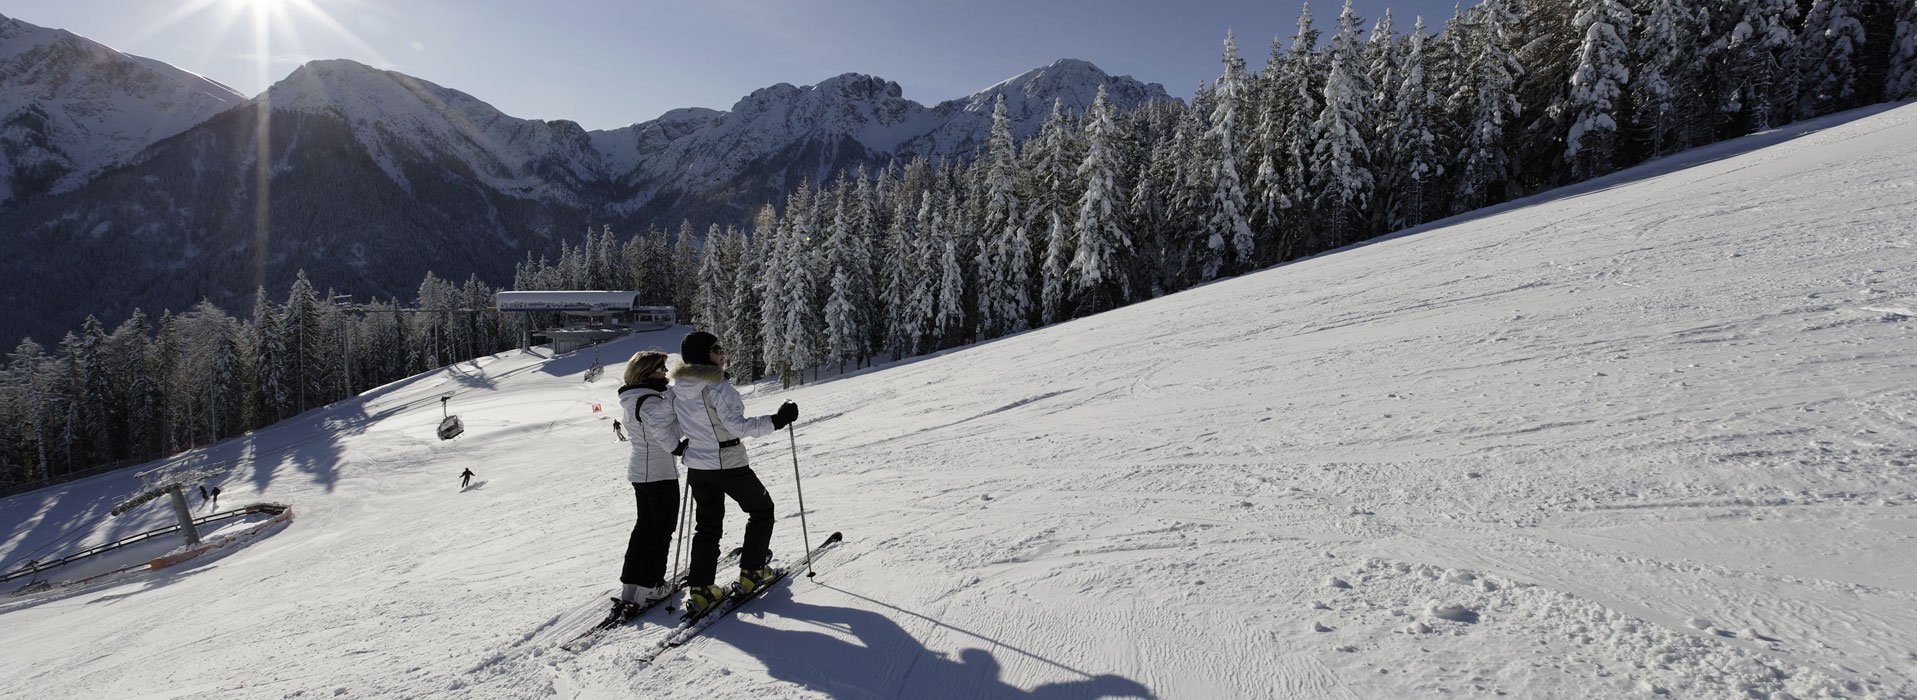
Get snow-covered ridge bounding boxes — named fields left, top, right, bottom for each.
left=0, top=12, right=245, bottom=206
left=263, top=59, right=599, bottom=200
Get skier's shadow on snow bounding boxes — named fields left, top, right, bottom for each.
left=705, top=584, right=1154, bottom=699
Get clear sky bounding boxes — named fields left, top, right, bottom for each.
left=7, top=0, right=1463, bottom=131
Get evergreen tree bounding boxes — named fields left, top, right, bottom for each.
left=906, top=192, right=940, bottom=355
left=1631, top=0, right=1696, bottom=156
left=977, top=95, right=1026, bottom=338
left=696, top=224, right=731, bottom=342
left=1564, top=0, right=1634, bottom=179
left=1889, top=0, right=1917, bottom=99
left=8, top=339, right=53, bottom=480
left=1381, top=16, right=1444, bottom=229
left=1450, top=1, right=1525, bottom=213
left=673, top=221, right=699, bottom=320
left=1273, top=6, right=1324, bottom=261
left=1072, top=86, right=1133, bottom=315
left=1040, top=211, right=1072, bottom=325
left=1206, top=31, right=1257, bottom=277
left=758, top=207, right=791, bottom=383
left=1311, top=0, right=1378, bottom=247
left=933, top=194, right=968, bottom=348
left=1725, top=0, right=1794, bottom=130
left=250, top=287, right=288, bottom=424
left=823, top=188, right=872, bottom=372
left=1799, top=0, right=1869, bottom=117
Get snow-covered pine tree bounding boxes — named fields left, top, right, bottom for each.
left=977, top=95, right=1025, bottom=339
left=1275, top=6, right=1323, bottom=260
left=207, top=306, right=246, bottom=442
left=1631, top=0, right=1695, bottom=156
left=847, top=169, right=889, bottom=360
left=1798, top=0, right=1869, bottom=118
left=877, top=197, right=916, bottom=356
left=731, top=208, right=775, bottom=382
left=780, top=186, right=822, bottom=385
left=1889, top=0, right=1917, bottom=99
left=72, top=316, right=110, bottom=464
left=249, top=287, right=287, bottom=425
left=673, top=222, right=698, bottom=319
left=1205, top=31, right=1257, bottom=278
left=823, top=185, right=872, bottom=373
left=1382, top=16, right=1444, bottom=230
left=1249, top=37, right=1291, bottom=267
left=285, top=272, right=330, bottom=413
left=906, top=192, right=940, bottom=355
left=1361, top=9, right=1400, bottom=233
left=696, top=223, right=730, bottom=343
left=1071, top=86, right=1132, bottom=316
left=1563, top=0, right=1633, bottom=179
left=759, top=208, right=791, bottom=384
left=1311, top=0, right=1378, bottom=248
left=1127, top=159, right=1169, bottom=299
left=933, top=194, right=968, bottom=349
left=8, top=339, right=54, bottom=480
left=1450, top=0, right=1525, bottom=213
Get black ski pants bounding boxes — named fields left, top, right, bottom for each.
left=620, top=479, right=680, bottom=587
left=687, top=467, right=775, bottom=587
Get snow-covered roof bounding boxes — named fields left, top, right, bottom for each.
left=494, top=290, right=640, bottom=312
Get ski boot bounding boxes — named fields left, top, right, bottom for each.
left=686, top=585, right=728, bottom=616
left=640, top=583, right=673, bottom=605
left=738, top=566, right=780, bottom=595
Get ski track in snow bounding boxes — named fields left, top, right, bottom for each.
left=2, top=103, right=1916, bottom=698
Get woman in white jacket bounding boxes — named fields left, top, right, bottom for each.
left=670, top=331, right=797, bottom=614
left=607, top=350, right=685, bottom=622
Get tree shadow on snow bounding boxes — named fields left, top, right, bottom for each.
left=705, top=584, right=1155, bottom=699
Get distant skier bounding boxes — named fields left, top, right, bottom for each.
left=460, top=468, right=475, bottom=489
left=612, top=419, right=628, bottom=442
left=209, top=486, right=221, bottom=510
left=605, top=350, right=685, bottom=623
left=670, top=331, right=798, bottom=615
left=199, top=485, right=209, bottom=502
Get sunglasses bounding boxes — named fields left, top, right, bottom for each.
left=711, top=346, right=726, bottom=353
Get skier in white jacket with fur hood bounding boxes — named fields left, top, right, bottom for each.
left=670, top=331, right=797, bottom=615
left=605, top=350, right=686, bottom=623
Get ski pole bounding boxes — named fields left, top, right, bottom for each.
left=787, top=423, right=816, bottom=578
left=671, top=472, right=693, bottom=584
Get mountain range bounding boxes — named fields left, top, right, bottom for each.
left=0, top=12, right=1171, bottom=346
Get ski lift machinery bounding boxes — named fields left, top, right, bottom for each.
left=437, top=394, right=464, bottom=440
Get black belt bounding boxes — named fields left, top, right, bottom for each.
left=717, top=439, right=741, bottom=448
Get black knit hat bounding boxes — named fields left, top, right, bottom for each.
left=680, top=331, right=720, bottom=366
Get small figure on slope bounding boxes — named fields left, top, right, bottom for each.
left=612, top=419, right=628, bottom=442
left=606, top=350, right=687, bottom=623
left=460, top=468, right=475, bottom=489
left=209, top=486, right=221, bottom=511
left=670, top=331, right=798, bottom=615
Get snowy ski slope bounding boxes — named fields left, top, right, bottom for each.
left=1, top=102, right=1914, bottom=698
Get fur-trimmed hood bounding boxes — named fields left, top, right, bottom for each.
left=670, top=363, right=727, bottom=384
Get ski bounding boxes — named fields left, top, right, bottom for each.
left=559, top=548, right=742, bottom=653
left=635, top=531, right=844, bottom=666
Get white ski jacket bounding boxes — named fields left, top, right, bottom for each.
left=668, top=364, right=774, bottom=471
left=618, top=382, right=682, bottom=483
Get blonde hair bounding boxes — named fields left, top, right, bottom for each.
left=623, top=350, right=669, bottom=386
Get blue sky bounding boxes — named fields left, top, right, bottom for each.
left=8, top=0, right=1463, bottom=131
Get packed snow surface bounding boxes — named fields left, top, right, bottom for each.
left=2, top=103, right=1915, bottom=698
